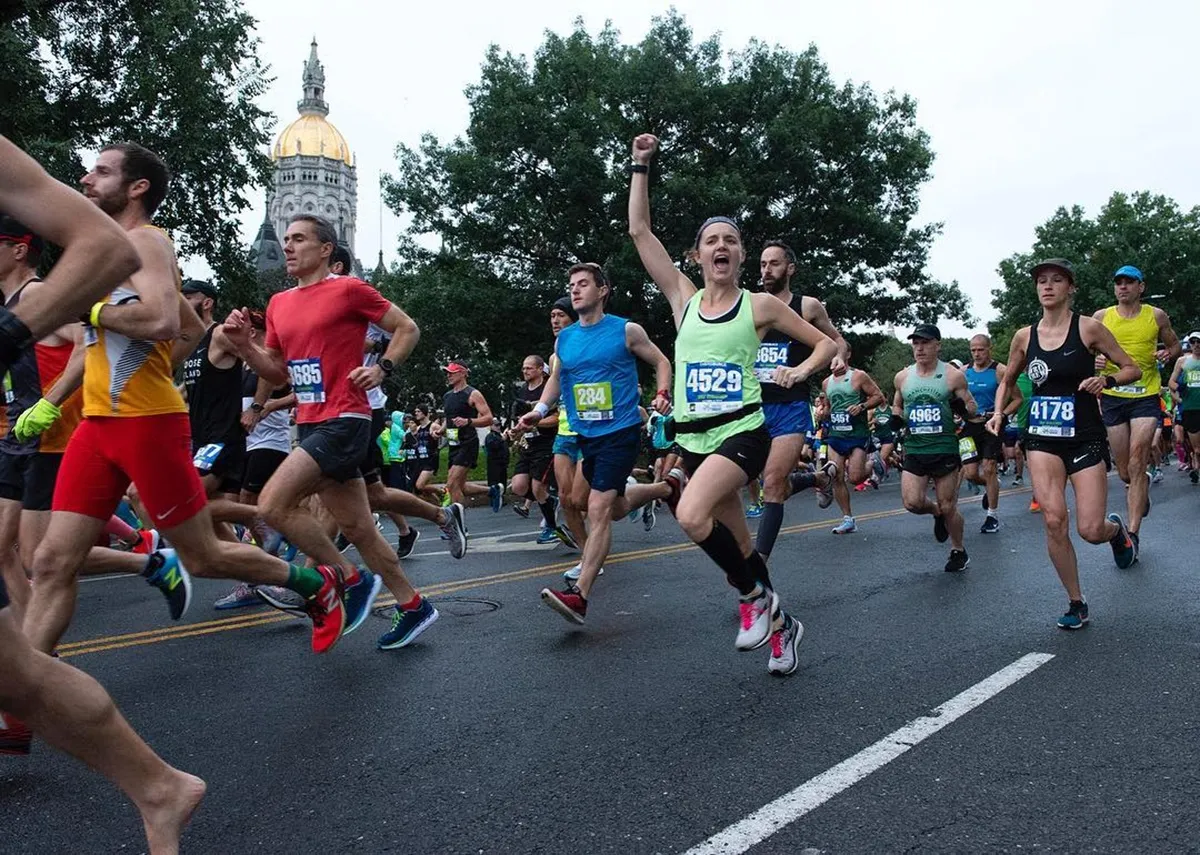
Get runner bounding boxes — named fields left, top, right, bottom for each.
left=432, top=361, right=493, bottom=516
left=753, top=240, right=848, bottom=556
left=528, top=262, right=675, bottom=619
left=484, top=416, right=509, bottom=509
left=224, top=212, right=448, bottom=649
left=989, top=258, right=1140, bottom=628
left=509, top=354, right=573, bottom=546
left=1094, top=265, right=1181, bottom=556
left=1168, top=331, right=1200, bottom=483
left=893, top=324, right=977, bottom=573
left=960, top=334, right=1019, bottom=533
left=0, top=136, right=204, bottom=849
left=628, top=133, right=836, bottom=676
left=408, top=404, right=442, bottom=503
left=821, top=360, right=886, bottom=534
left=548, top=295, right=590, bottom=556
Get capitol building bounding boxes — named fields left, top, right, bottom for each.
left=250, top=40, right=360, bottom=275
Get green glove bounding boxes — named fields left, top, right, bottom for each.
left=14, top=397, right=61, bottom=442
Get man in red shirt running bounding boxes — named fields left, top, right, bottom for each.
left=224, top=214, right=440, bottom=650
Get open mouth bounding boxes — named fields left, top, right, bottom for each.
left=713, top=253, right=731, bottom=274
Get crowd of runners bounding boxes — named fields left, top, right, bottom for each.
left=1, top=132, right=1198, bottom=853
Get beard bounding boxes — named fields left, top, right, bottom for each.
left=92, top=189, right=130, bottom=217
left=761, top=276, right=789, bottom=294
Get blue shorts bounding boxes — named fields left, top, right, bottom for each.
left=579, top=424, right=642, bottom=494
left=763, top=401, right=814, bottom=439
left=826, top=436, right=872, bottom=458
left=552, top=433, right=582, bottom=463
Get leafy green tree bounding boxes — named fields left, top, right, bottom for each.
left=384, top=11, right=971, bottom=391
left=993, top=191, right=1200, bottom=332
left=0, top=0, right=274, bottom=287
left=866, top=337, right=912, bottom=402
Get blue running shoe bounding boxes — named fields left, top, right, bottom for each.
left=1057, top=599, right=1089, bottom=630
left=280, top=540, right=298, bottom=562
left=144, top=549, right=192, bottom=621
left=489, top=483, right=502, bottom=513
left=214, top=582, right=260, bottom=610
left=746, top=503, right=764, bottom=519
left=377, top=598, right=439, bottom=649
left=536, top=527, right=559, bottom=545
left=1107, top=513, right=1136, bottom=569
left=343, top=568, right=383, bottom=635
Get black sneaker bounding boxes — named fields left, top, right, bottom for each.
left=1191, top=469, right=1199, bottom=485
left=334, top=532, right=352, bottom=553
left=980, top=515, right=999, bottom=534
left=1143, top=490, right=1151, bottom=518
left=944, top=549, right=969, bottom=573
left=513, top=504, right=530, bottom=519
left=1057, top=599, right=1089, bottom=630
left=1129, top=530, right=1139, bottom=562
left=396, top=528, right=420, bottom=559
left=933, top=514, right=949, bottom=543
left=981, top=493, right=989, bottom=511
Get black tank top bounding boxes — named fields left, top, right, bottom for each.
left=756, top=292, right=812, bottom=403
left=513, top=379, right=555, bottom=450
left=413, top=424, right=434, bottom=460
left=443, top=386, right=479, bottom=443
left=1, top=281, right=42, bottom=454
left=1025, top=312, right=1104, bottom=443
left=183, top=325, right=244, bottom=445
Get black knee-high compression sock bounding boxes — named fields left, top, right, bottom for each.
left=539, top=498, right=558, bottom=529
left=745, top=549, right=774, bottom=593
left=697, top=520, right=757, bottom=595
left=754, top=501, right=785, bottom=558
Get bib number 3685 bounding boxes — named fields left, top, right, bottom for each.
left=287, top=358, right=326, bottom=404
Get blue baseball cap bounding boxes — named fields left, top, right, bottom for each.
left=1113, top=265, right=1143, bottom=282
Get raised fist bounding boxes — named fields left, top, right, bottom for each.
left=631, top=134, right=659, bottom=165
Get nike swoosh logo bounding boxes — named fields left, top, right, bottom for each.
left=1073, top=455, right=1087, bottom=463
left=1063, top=350, right=1076, bottom=356
left=154, top=503, right=181, bottom=523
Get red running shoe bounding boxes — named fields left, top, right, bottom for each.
left=663, top=467, right=688, bottom=516
left=0, top=712, right=32, bottom=755
left=130, top=529, right=161, bottom=555
left=540, top=586, right=587, bottom=625
left=305, top=566, right=348, bottom=654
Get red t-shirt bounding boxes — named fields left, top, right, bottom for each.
left=265, top=276, right=390, bottom=424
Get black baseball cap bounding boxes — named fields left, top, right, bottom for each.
left=907, top=324, right=942, bottom=341
left=1030, top=258, right=1075, bottom=282
left=182, top=280, right=218, bottom=300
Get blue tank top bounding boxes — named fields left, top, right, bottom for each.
left=965, top=362, right=999, bottom=414
left=557, top=314, right=642, bottom=438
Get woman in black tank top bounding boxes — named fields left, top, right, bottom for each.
left=987, top=259, right=1141, bottom=631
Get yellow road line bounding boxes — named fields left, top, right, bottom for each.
left=58, top=487, right=1030, bottom=659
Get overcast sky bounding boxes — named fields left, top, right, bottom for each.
left=225, top=0, right=1199, bottom=335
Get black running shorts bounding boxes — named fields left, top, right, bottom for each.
left=679, top=425, right=771, bottom=482
left=1183, top=410, right=1200, bottom=434
left=1024, top=438, right=1111, bottom=476
left=902, top=452, right=962, bottom=479
left=242, top=448, right=288, bottom=495
left=298, top=417, right=371, bottom=483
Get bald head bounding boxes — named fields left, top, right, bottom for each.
left=969, top=334, right=992, bottom=368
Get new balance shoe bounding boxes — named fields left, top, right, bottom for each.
left=980, top=515, right=1000, bottom=534
left=540, top=585, right=587, bottom=624
left=342, top=568, right=383, bottom=635
left=1057, top=599, right=1089, bottom=630
left=439, top=503, right=468, bottom=560
left=0, top=712, right=32, bottom=756
left=933, top=514, right=949, bottom=543
left=831, top=516, right=857, bottom=534
left=377, top=597, right=439, bottom=649
left=553, top=525, right=579, bottom=550
left=213, top=582, right=260, bottom=610
left=562, top=563, right=603, bottom=583
left=255, top=585, right=307, bottom=616
left=735, top=585, right=781, bottom=651
left=305, top=566, right=348, bottom=654
left=642, top=500, right=656, bottom=532
left=816, top=460, right=838, bottom=509
left=1107, top=513, right=1136, bottom=569
left=944, top=549, right=970, bottom=573
left=144, top=550, right=192, bottom=621
left=396, top=528, right=420, bottom=559
left=767, top=614, right=804, bottom=677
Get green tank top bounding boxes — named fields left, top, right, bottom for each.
left=1015, top=371, right=1033, bottom=429
left=901, top=360, right=957, bottom=455
left=673, top=289, right=764, bottom=454
left=1182, top=357, right=1200, bottom=412
left=826, top=370, right=868, bottom=438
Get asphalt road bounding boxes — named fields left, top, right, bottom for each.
left=4, top=467, right=1199, bottom=855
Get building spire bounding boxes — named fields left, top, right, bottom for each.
left=298, top=37, right=329, bottom=117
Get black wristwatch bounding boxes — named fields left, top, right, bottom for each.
left=379, top=358, right=395, bottom=376
left=250, top=402, right=264, bottom=413
left=1104, top=375, right=1117, bottom=389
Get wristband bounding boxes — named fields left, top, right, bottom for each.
left=88, top=301, right=106, bottom=328
left=627, top=163, right=649, bottom=174
left=656, top=388, right=671, bottom=400
left=533, top=402, right=550, bottom=418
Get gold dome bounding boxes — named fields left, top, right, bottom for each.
left=272, top=114, right=353, bottom=166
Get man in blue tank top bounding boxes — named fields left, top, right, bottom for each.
left=961, top=335, right=1020, bottom=534
left=518, top=263, right=679, bottom=625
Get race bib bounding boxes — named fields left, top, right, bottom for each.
left=907, top=403, right=944, bottom=435
left=1028, top=395, right=1076, bottom=438
left=830, top=411, right=853, bottom=433
left=193, top=442, right=224, bottom=472
left=573, top=381, right=614, bottom=422
left=1186, top=369, right=1200, bottom=389
left=83, top=322, right=99, bottom=347
left=445, top=427, right=460, bottom=446
left=684, top=362, right=744, bottom=415
left=287, top=358, right=325, bottom=404
left=958, top=435, right=978, bottom=462
left=753, top=343, right=789, bottom=384
left=417, top=444, right=428, bottom=458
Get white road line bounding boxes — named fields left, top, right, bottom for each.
left=80, top=573, right=137, bottom=584
left=682, top=652, right=1056, bottom=855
